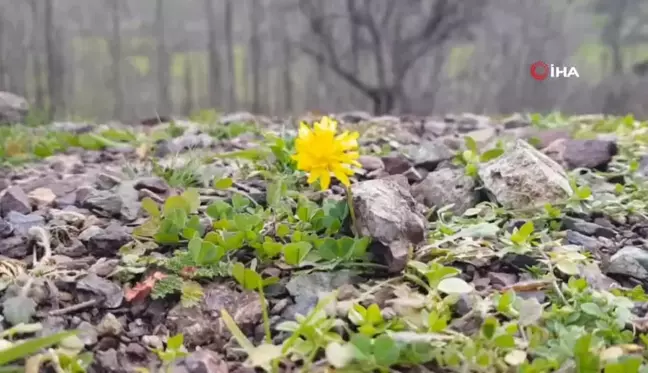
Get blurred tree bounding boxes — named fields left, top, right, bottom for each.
left=297, top=0, right=485, bottom=114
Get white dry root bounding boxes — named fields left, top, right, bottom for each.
left=28, top=226, right=53, bottom=268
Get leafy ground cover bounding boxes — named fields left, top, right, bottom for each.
left=1, top=111, right=648, bottom=372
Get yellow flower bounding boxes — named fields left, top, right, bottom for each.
left=292, top=116, right=361, bottom=190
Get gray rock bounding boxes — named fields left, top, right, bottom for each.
left=117, top=181, right=141, bottom=222
left=406, top=138, right=455, bottom=171
left=412, top=167, right=479, bottom=215
left=381, top=154, right=412, bottom=175
left=351, top=175, right=426, bottom=272
left=543, top=138, right=618, bottom=170
left=83, top=190, right=123, bottom=217
left=358, top=155, right=384, bottom=171
left=0, top=91, right=29, bottom=124
left=97, top=313, right=123, bottom=336
left=0, top=218, right=13, bottom=238
left=336, top=111, right=372, bottom=124
left=0, top=236, right=28, bottom=258
left=170, top=350, right=229, bottom=373
left=5, top=211, right=44, bottom=236
left=0, top=186, right=31, bottom=217
left=77, top=321, right=99, bottom=346
left=86, top=226, right=131, bottom=256
left=166, top=284, right=262, bottom=348
left=219, top=111, right=256, bottom=125
left=96, top=173, right=122, bottom=190
left=565, top=230, right=603, bottom=253
left=562, top=217, right=616, bottom=238
left=478, top=139, right=572, bottom=210
left=77, top=273, right=124, bottom=308
left=285, top=270, right=358, bottom=317
left=607, top=246, right=648, bottom=280
left=134, top=177, right=170, bottom=194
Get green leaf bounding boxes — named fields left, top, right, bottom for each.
left=182, top=188, right=201, bottom=213
left=494, top=334, right=515, bottom=348
left=373, top=334, right=400, bottom=366
left=580, top=303, right=605, bottom=318
left=213, top=177, right=233, bottom=190
left=480, top=148, right=504, bottom=162
left=0, top=331, right=76, bottom=365
left=231, top=263, right=262, bottom=290
left=283, top=242, right=312, bottom=266
left=163, top=195, right=189, bottom=216
left=318, top=238, right=341, bottom=260
left=141, top=197, right=161, bottom=218
left=206, top=200, right=232, bottom=219
left=437, top=277, right=473, bottom=295
left=518, top=221, right=534, bottom=238
left=481, top=317, right=498, bottom=339
left=350, top=333, right=372, bottom=358
left=261, top=240, right=283, bottom=258
left=231, top=193, right=250, bottom=211
left=464, top=136, right=478, bottom=153
left=166, top=333, right=184, bottom=350
left=365, top=304, right=383, bottom=325
left=266, top=178, right=285, bottom=207
left=276, top=223, right=290, bottom=237
left=197, top=241, right=225, bottom=265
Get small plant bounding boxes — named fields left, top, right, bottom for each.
left=454, top=136, right=505, bottom=178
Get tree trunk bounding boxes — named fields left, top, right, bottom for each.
left=224, top=0, right=236, bottom=110
left=204, top=0, right=220, bottom=109
left=45, top=0, right=59, bottom=118
left=183, top=58, right=194, bottom=116
left=249, top=0, right=262, bottom=113
left=282, top=37, right=293, bottom=114
left=110, top=0, right=123, bottom=120
left=30, top=0, right=45, bottom=112
left=155, top=0, right=171, bottom=116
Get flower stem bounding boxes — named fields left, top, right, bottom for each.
left=345, top=186, right=359, bottom=237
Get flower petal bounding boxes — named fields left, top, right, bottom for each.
left=319, top=171, right=331, bottom=190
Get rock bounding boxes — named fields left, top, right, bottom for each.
left=116, top=181, right=141, bottom=222
left=0, top=91, right=29, bottom=124
left=50, top=209, right=86, bottom=226
left=27, top=187, right=56, bottom=207
left=607, top=246, right=648, bottom=280
left=96, top=173, right=122, bottom=190
left=166, top=284, right=262, bottom=348
left=285, top=271, right=358, bottom=316
left=0, top=218, right=12, bottom=238
left=406, top=139, right=455, bottom=171
left=562, top=217, right=616, bottom=238
left=90, top=258, right=120, bottom=277
left=524, top=129, right=571, bottom=149
left=358, top=155, right=384, bottom=171
left=93, top=349, right=125, bottom=373
left=83, top=190, right=123, bottom=218
left=6, top=211, right=44, bottom=236
left=125, top=342, right=148, bottom=359
left=478, top=139, right=572, bottom=210
left=336, top=111, right=372, bottom=123
left=134, top=177, right=170, bottom=194
left=639, top=154, right=648, bottom=178
left=97, top=313, right=123, bottom=336
left=411, top=167, right=479, bottom=215
left=48, top=154, right=85, bottom=174
left=351, top=175, right=426, bottom=272
left=142, top=335, right=164, bottom=350
left=543, top=139, right=618, bottom=170
left=0, top=186, right=31, bottom=216
left=77, top=321, right=99, bottom=346
left=579, top=263, right=618, bottom=292
left=170, top=350, right=229, bottom=373
left=219, top=112, right=256, bottom=125
left=0, top=236, right=29, bottom=257
left=86, top=226, right=131, bottom=256
left=565, top=231, right=603, bottom=253
left=381, top=155, right=412, bottom=175
left=77, top=273, right=124, bottom=308
left=502, top=114, right=530, bottom=129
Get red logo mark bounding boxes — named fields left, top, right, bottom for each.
left=530, top=61, right=549, bottom=81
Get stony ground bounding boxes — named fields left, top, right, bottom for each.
left=1, top=111, right=648, bottom=373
